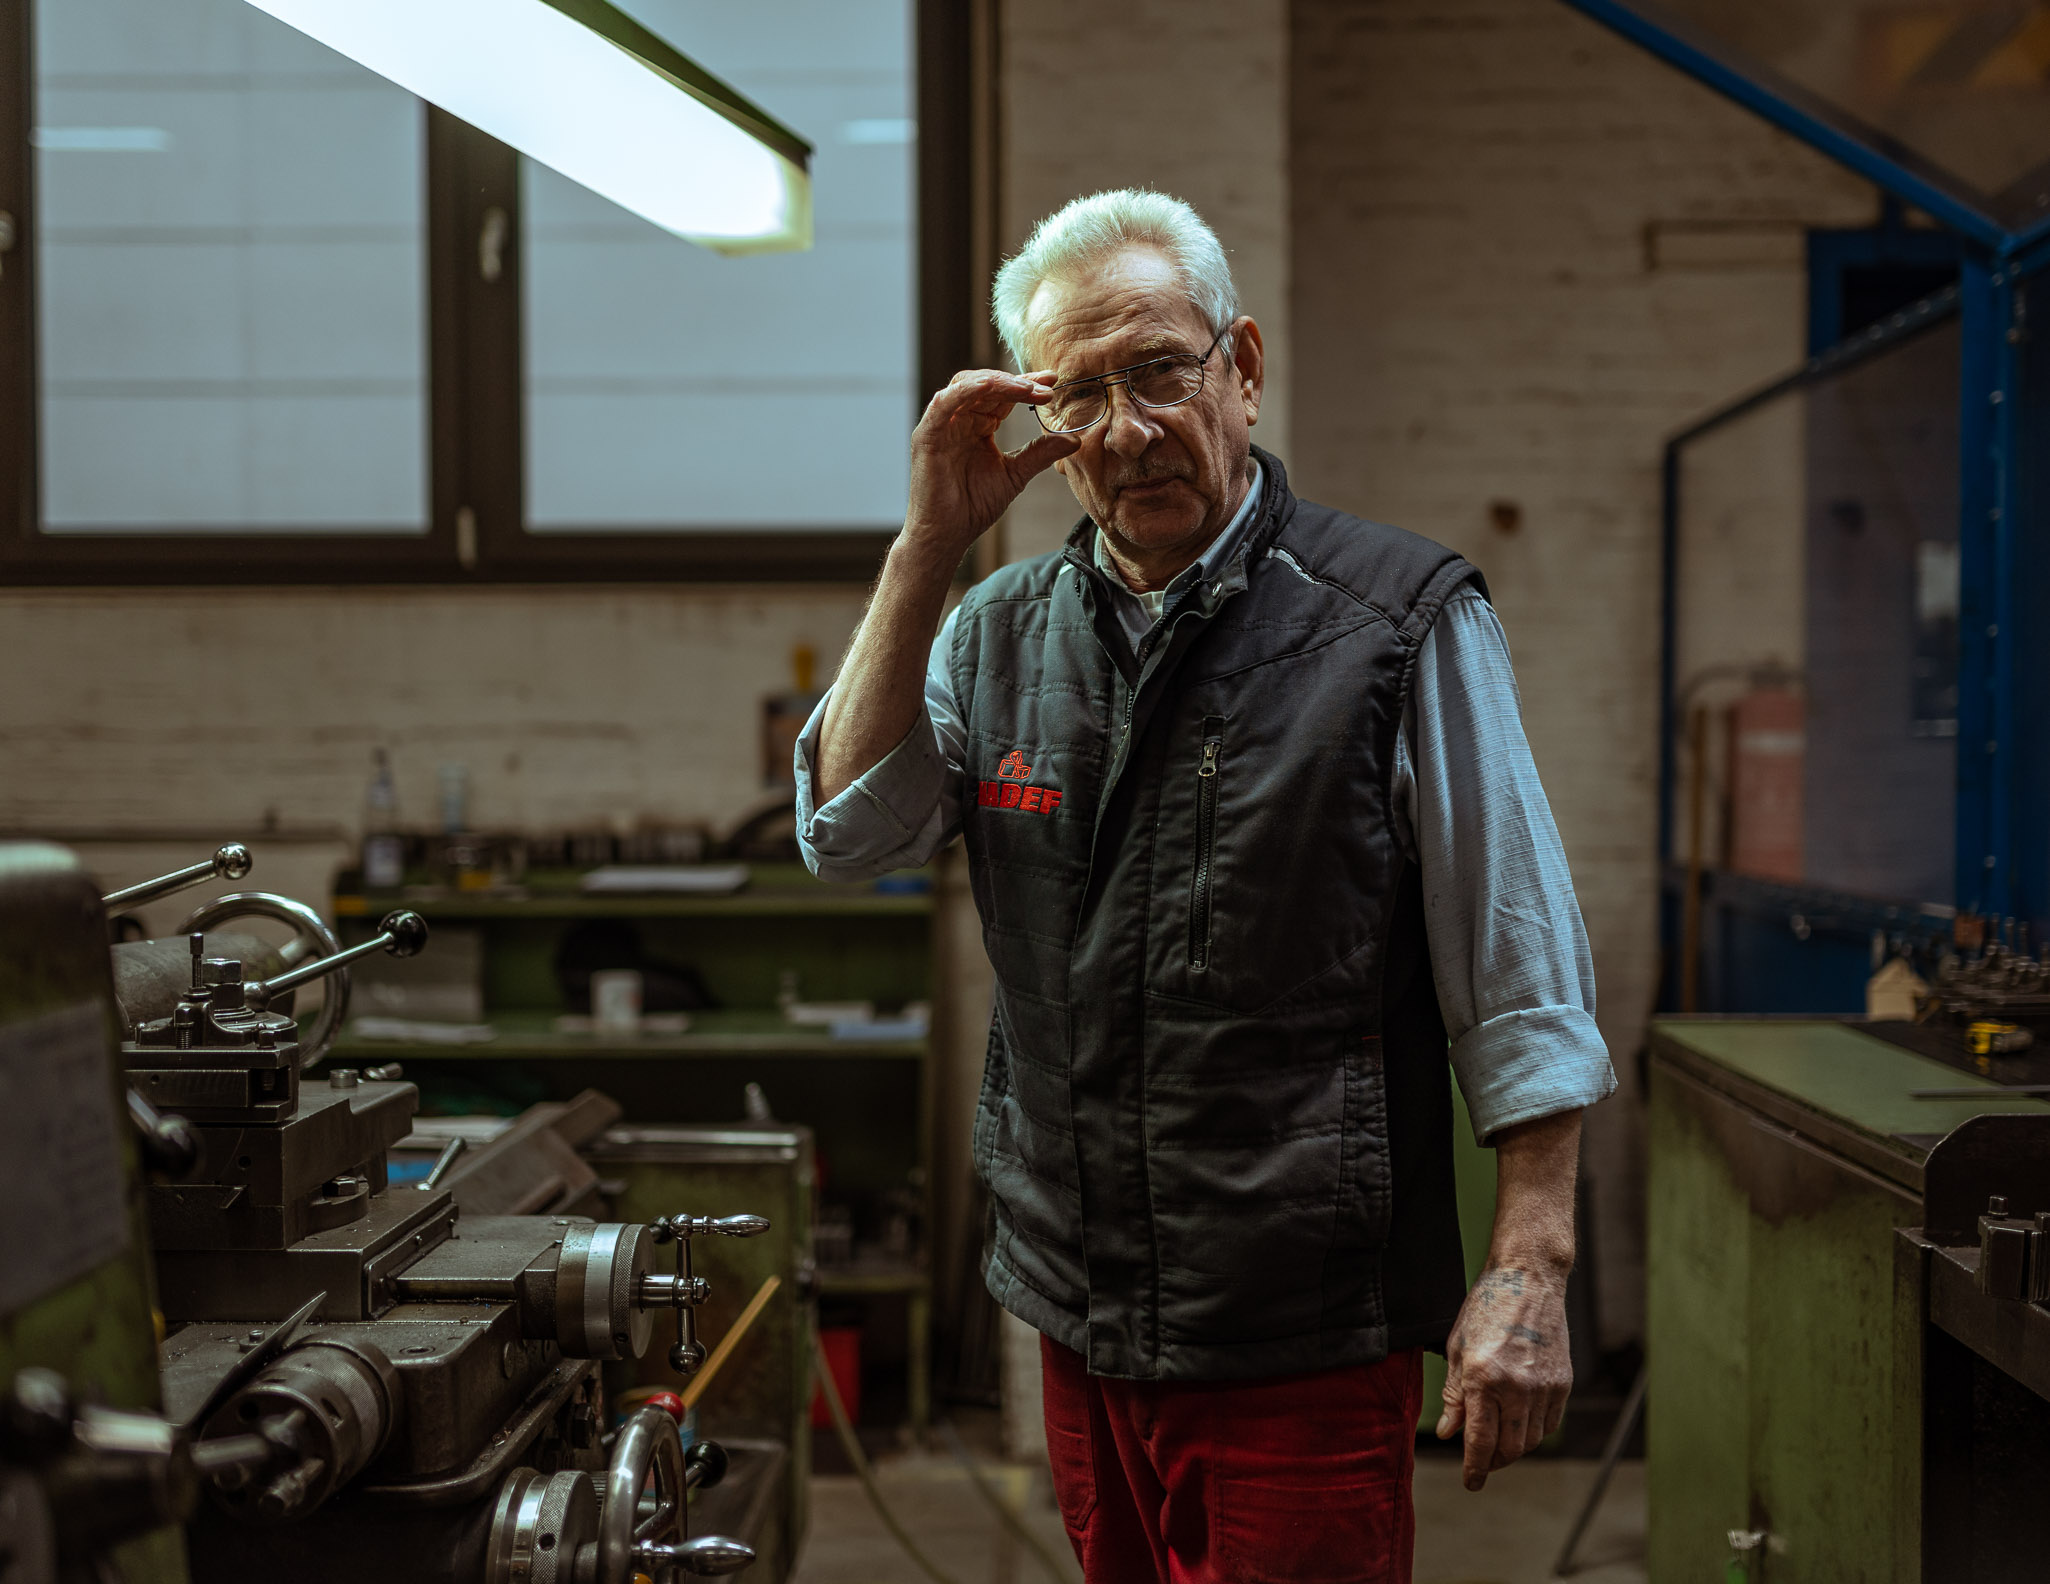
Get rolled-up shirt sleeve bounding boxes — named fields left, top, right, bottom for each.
left=796, top=607, right=967, bottom=882
left=1402, top=591, right=1616, bottom=1141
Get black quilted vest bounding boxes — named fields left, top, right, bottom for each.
left=950, top=449, right=1484, bottom=1381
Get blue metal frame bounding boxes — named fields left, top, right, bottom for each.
left=1558, top=0, right=2007, bottom=247
left=1805, top=208, right=1964, bottom=357
left=1564, top=0, right=2050, bottom=938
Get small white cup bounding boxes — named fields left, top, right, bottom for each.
left=591, top=970, right=643, bottom=1036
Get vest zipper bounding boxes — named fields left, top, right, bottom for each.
left=1188, top=717, right=1224, bottom=971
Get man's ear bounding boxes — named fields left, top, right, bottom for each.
left=1233, top=316, right=1266, bottom=427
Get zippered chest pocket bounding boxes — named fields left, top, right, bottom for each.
left=1188, top=716, right=1225, bottom=970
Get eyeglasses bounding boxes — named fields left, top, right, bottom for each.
left=1032, top=325, right=1233, bottom=435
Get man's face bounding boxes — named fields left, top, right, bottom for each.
left=1026, top=247, right=1263, bottom=562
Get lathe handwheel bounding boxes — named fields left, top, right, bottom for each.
left=596, top=1406, right=753, bottom=1581
left=177, top=891, right=346, bottom=1069
left=596, top=1403, right=686, bottom=1584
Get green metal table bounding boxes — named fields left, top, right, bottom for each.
left=1648, top=1018, right=2050, bottom=1583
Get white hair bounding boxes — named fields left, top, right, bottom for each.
left=991, top=188, right=1240, bottom=371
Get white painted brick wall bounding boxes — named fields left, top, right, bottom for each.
left=0, top=586, right=865, bottom=842
left=998, top=0, right=1292, bottom=563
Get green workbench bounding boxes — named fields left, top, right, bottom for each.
left=1647, top=1018, right=2050, bottom=1582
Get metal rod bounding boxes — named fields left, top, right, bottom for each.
left=1667, top=284, right=1961, bottom=453
left=1912, top=1085, right=2050, bottom=1099
left=1552, top=1363, right=1647, bottom=1578
left=102, top=843, right=251, bottom=910
left=417, top=1137, right=465, bottom=1191
left=1989, top=275, right=2021, bottom=924
left=246, top=910, right=425, bottom=1006
left=253, top=934, right=385, bottom=999
left=1954, top=258, right=2011, bottom=917
left=189, top=1434, right=275, bottom=1482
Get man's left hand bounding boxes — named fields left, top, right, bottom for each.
left=1435, top=1262, right=1573, bottom=1489
left=1433, top=1107, right=1582, bottom=1490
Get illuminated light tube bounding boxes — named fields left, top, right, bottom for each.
left=246, top=0, right=812, bottom=253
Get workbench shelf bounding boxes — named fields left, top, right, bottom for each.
left=815, top=1260, right=929, bottom=1295
left=328, top=859, right=938, bottom=1441
left=334, top=861, right=933, bottom=920
left=332, top=1009, right=926, bottom=1062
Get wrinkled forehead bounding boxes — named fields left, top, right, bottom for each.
left=1022, top=246, right=1213, bottom=379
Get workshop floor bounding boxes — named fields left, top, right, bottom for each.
left=789, top=1447, right=1646, bottom=1584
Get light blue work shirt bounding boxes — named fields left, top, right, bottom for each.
left=795, top=468, right=1615, bottom=1141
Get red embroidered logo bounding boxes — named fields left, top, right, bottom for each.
left=978, top=748, right=1062, bottom=816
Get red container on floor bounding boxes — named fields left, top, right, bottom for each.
left=810, top=1326, right=862, bottom=1429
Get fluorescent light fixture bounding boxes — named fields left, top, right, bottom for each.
left=33, top=126, right=173, bottom=152
left=243, top=0, right=811, bottom=253
left=840, top=118, right=916, bottom=146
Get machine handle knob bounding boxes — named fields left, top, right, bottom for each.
left=126, top=1090, right=202, bottom=1181
left=650, top=1214, right=770, bottom=1242
left=634, top=1536, right=755, bottom=1576
left=682, top=1439, right=728, bottom=1492
left=102, top=844, right=252, bottom=911
left=245, top=912, right=427, bottom=1008
left=1, top=1368, right=75, bottom=1462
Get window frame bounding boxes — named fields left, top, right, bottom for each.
left=0, top=0, right=964, bottom=586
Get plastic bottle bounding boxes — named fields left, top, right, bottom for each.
left=363, top=749, right=404, bottom=889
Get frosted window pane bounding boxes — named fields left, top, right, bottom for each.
left=35, top=0, right=428, bottom=533
left=523, top=0, right=912, bottom=532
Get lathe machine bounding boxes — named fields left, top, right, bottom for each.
left=0, top=840, right=768, bottom=1583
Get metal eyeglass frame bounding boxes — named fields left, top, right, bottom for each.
left=1032, top=324, right=1236, bottom=434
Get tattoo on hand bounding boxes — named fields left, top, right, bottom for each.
left=1508, top=1323, right=1548, bottom=1345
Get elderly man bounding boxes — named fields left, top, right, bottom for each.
left=798, top=189, right=1613, bottom=1583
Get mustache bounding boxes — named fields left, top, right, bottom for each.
left=1108, top=463, right=1189, bottom=491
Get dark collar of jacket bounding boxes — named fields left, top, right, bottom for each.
left=1055, top=443, right=1297, bottom=628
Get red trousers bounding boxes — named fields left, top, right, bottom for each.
left=1041, top=1336, right=1424, bottom=1584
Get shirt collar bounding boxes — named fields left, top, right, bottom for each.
left=1092, top=461, right=1265, bottom=620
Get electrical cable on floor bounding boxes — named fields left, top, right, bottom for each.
left=810, top=1328, right=1078, bottom=1584
left=936, top=1416, right=1080, bottom=1584
left=812, top=1327, right=967, bottom=1584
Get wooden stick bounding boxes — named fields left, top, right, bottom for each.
left=681, top=1273, right=782, bottom=1411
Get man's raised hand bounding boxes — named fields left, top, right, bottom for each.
left=905, top=369, right=1080, bottom=556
